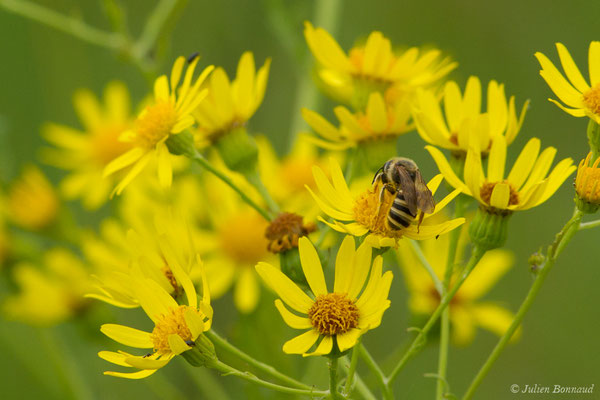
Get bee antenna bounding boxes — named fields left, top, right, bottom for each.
left=372, top=166, right=384, bottom=184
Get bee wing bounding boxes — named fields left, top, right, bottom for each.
left=396, top=166, right=418, bottom=216
left=414, top=170, right=435, bottom=214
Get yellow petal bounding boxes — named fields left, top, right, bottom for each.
left=556, top=43, right=590, bottom=93
left=282, top=329, right=319, bottom=354
left=234, top=51, right=255, bottom=116
left=472, top=303, right=520, bottom=340
left=464, top=148, right=483, bottom=201
left=333, top=235, right=356, bottom=294
left=255, top=262, right=313, bottom=313
left=234, top=267, right=260, bottom=314
left=134, top=279, right=178, bottom=323
left=450, top=306, right=476, bottom=346
left=299, top=237, right=328, bottom=296
left=366, top=92, right=387, bottom=132
left=156, top=144, right=173, bottom=188
left=168, top=334, right=191, bottom=355
left=425, top=146, right=469, bottom=193
left=347, top=241, right=372, bottom=300
left=336, top=328, right=363, bottom=352
left=302, top=108, right=341, bottom=141
left=154, top=75, right=170, bottom=101
left=463, top=76, right=482, bottom=117
left=274, top=299, right=312, bottom=329
left=535, top=52, right=584, bottom=108
left=73, top=88, right=102, bottom=130
left=103, top=369, right=157, bottom=379
left=100, top=324, right=153, bottom=348
left=103, top=147, right=145, bottom=177
left=303, top=336, right=333, bottom=357
left=125, top=354, right=172, bottom=370
left=589, top=41, right=600, bottom=86
left=170, top=56, right=185, bottom=92
left=490, top=182, right=510, bottom=209
left=506, top=138, right=541, bottom=189
left=184, top=309, right=205, bottom=339
left=459, top=249, right=514, bottom=300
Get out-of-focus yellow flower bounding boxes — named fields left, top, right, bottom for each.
left=7, top=165, right=59, bottom=231
left=535, top=42, right=600, bottom=124
left=256, top=236, right=392, bottom=356
left=427, top=136, right=576, bottom=213
left=195, top=169, right=276, bottom=313
left=308, top=159, right=464, bottom=247
left=194, top=52, right=270, bottom=145
left=104, top=56, right=213, bottom=194
left=575, top=152, right=600, bottom=212
left=3, top=249, right=92, bottom=326
left=85, top=211, right=203, bottom=309
left=413, top=77, right=529, bottom=154
left=396, top=235, right=518, bottom=345
left=302, top=91, right=412, bottom=151
left=304, top=21, right=456, bottom=107
left=99, top=265, right=212, bottom=379
left=43, top=82, right=133, bottom=209
left=257, top=135, right=333, bottom=218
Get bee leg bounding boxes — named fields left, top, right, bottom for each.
left=416, top=211, right=425, bottom=233
left=375, top=184, right=389, bottom=217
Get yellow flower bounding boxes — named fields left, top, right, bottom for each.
left=257, top=135, right=335, bottom=218
left=302, top=91, right=412, bottom=150
left=308, top=159, right=464, bottom=247
left=104, top=56, right=213, bottom=195
left=3, top=249, right=92, bottom=326
left=535, top=42, right=600, bottom=123
left=413, top=77, right=529, bottom=154
left=396, top=234, right=518, bottom=345
left=43, top=82, right=133, bottom=209
left=575, top=152, right=600, bottom=210
left=194, top=52, right=270, bottom=144
left=427, top=136, right=576, bottom=212
left=7, top=165, right=59, bottom=230
left=304, top=22, right=456, bottom=106
left=256, top=236, right=392, bottom=355
left=85, top=211, right=203, bottom=309
left=99, top=264, right=212, bottom=379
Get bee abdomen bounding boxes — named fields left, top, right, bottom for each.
left=387, top=195, right=415, bottom=229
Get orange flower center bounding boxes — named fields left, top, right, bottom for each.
left=479, top=181, right=520, bottom=206
left=265, top=212, right=316, bottom=254
left=353, top=183, right=405, bottom=238
left=219, top=212, right=270, bottom=264
left=308, top=293, right=359, bottom=336
left=135, top=102, right=178, bottom=148
left=151, top=305, right=196, bottom=354
left=583, top=84, right=600, bottom=116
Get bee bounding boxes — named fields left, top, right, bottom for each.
left=372, top=157, right=435, bottom=231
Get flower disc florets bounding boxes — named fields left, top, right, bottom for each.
left=265, top=212, right=316, bottom=253
left=151, top=305, right=195, bottom=354
left=308, top=293, right=359, bottom=336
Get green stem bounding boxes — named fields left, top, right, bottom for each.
left=387, top=246, right=487, bottom=386
left=245, top=170, right=280, bottom=215
left=578, top=219, right=600, bottom=230
left=189, top=153, right=272, bottom=221
left=587, top=119, right=600, bottom=163
left=211, top=359, right=329, bottom=397
left=39, top=328, right=93, bottom=400
left=286, top=0, right=342, bottom=146
left=358, top=344, right=394, bottom=400
left=340, top=355, right=377, bottom=400
left=436, top=196, right=467, bottom=400
left=462, top=210, right=583, bottom=400
left=132, top=0, right=184, bottom=61
left=329, top=356, right=340, bottom=399
left=206, top=330, right=310, bottom=390
left=0, top=0, right=126, bottom=50
left=342, top=347, right=359, bottom=396
left=409, top=240, right=444, bottom=295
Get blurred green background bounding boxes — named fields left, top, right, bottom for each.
left=1, top=0, right=599, bottom=399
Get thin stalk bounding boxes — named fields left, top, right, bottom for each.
left=386, top=246, right=487, bottom=385
left=189, top=153, right=272, bottom=221
left=133, top=0, right=184, bottom=60
left=358, top=344, right=393, bottom=400
left=342, top=347, right=359, bottom=396
left=579, top=219, right=600, bottom=230
left=206, top=330, right=310, bottom=390
left=340, top=355, right=377, bottom=400
left=245, top=170, right=280, bottom=215
left=436, top=196, right=467, bottom=400
left=329, top=356, right=340, bottom=399
left=409, top=239, right=444, bottom=295
left=463, top=210, right=583, bottom=400
left=39, top=328, right=93, bottom=400
left=0, top=0, right=125, bottom=50
left=211, top=359, right=329, bottom=397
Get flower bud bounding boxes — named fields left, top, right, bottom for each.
left=575, top=152, right=600, bottom=214
left=587, top=120, right=600, bottom=161
left=468, top=207, right=511, bottom=250
left=181, top=334, right=217, bottom=368
left=166, top=131, right=196, bottom=157
left=214, top=126, right=259, bottom=175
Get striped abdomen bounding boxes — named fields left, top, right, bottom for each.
left=387, top=192, right=416, bottom=230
